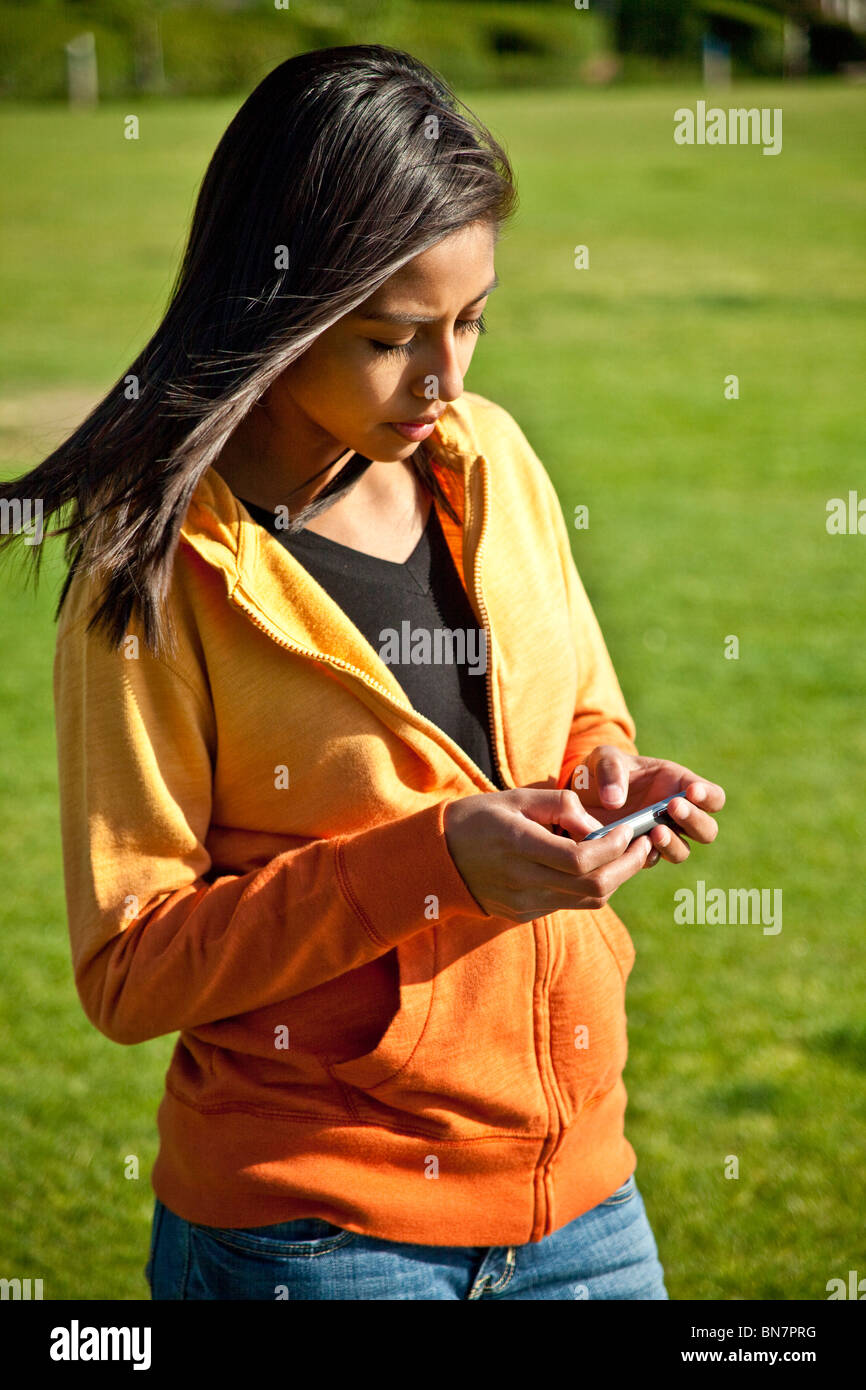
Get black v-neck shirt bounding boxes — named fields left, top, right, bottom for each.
left=238, top=495, right=506, bottom=789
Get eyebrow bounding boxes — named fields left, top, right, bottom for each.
left=355, top=276, right=500, bottom=325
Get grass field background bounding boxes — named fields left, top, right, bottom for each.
left=1, top=80, right=864, bottom=1300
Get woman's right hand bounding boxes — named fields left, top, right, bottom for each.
left=443, top=787, right=657, bottom=923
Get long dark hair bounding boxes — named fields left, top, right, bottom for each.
left=0, top=44, right=517, bottom=659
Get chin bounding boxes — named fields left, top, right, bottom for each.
left=364, top=427, right=415, bottom=456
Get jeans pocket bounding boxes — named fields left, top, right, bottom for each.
left=190, top=1217, right=358, bottom=1257
left=186, top=1218, right=359, bottom=1299
left=599, top=1173, right=637, bottom=1207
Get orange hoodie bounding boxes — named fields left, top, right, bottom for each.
left=53, top=390, right=641, bottom=1246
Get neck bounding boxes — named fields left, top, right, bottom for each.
left=213, top=402, right=356, bottom=514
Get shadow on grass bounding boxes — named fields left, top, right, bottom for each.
left=809, top=1025, right=866, bottom=1073
left=707, top=1080, right=783, bottom=1114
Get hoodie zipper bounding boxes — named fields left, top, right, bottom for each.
left=228, top=451, right=563, bottom=1235
left=467, top=455, right=506, bottom=791
left=468, top=459, right=566, bottom=1229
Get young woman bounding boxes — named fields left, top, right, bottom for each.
left=5, top=44, right=724, bottom=1300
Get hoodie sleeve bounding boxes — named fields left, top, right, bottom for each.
left=552, top=554, right=640, bottom=792
left=506, top=415, right=639, bottom=790
left=53, top=606, right=490, bottom=1048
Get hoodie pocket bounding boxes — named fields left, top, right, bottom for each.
left=593, top=902, right=636, bottom=984
left=328, top=929, right=436, bottom=1092
left=325, top=917, right=548, bottom=1135
left=545, top=904, right=635, bottom=1128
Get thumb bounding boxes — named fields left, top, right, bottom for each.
left=586, top=744, right=633, bottom=810
left=515, top=787, right=603, bottom=841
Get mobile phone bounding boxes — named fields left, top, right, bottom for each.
left=583, top=792, right=687, bottom=845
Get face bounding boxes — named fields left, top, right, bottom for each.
left=262, top=220, right=498, bottom=466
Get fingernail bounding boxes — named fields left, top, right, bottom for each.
left=602, top=784, right=623, bottom=804
left=646, top=849, right=660, bottom=866
left=691, top=784, right=706, bottom=801
left=658, top=829, right=670, bottom=846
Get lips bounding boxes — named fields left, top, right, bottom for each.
left=387, top=414, right=444, bottom=441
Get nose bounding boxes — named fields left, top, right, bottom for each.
left=411, top=335, right=464, bottom=404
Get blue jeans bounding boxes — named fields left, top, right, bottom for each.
left=146, top=1172, right=669, bottom=1300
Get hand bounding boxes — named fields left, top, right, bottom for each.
left=443, top=786, right=658, bottom=924
left=569, top=746, right=725, bottom=865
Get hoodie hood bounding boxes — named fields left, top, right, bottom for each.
left=178, top=394, right=487, bottom=694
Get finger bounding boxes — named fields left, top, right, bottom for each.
left=573, top=830, right=655, bottom=897
left=488, top=828, right=653, bottom=909
left=531, top=828, right=654, bottom=904
left=521, top=787, right=602, bottom=841
left=586, top=744, right=632, bottom=811
left=521, top=820, right=633, bottom=878
left=665, top=795, right=720, bottom=845
left=648, top=820, right=690, bottom=864
left=571, top=823, right=642, bottom=876
left=676, top=777, right=726, bottom=813
left=554, top=787, right=603, bottom=840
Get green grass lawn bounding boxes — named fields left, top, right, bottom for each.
left=1, top=79, right=864, bottom=1300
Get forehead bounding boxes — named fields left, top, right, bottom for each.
left=356, top=223, right=497, bottom=314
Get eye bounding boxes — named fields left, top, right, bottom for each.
left=457, top=311, right=487, bottom=338
left=369, top=312, right=488, bottom=358
left=369, top=339, right=415, bottom=359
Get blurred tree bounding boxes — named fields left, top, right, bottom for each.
left=614, top=0, right=705, bottom=58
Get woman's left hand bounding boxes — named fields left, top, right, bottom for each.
left=571, top=746, right=725, bottom=864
